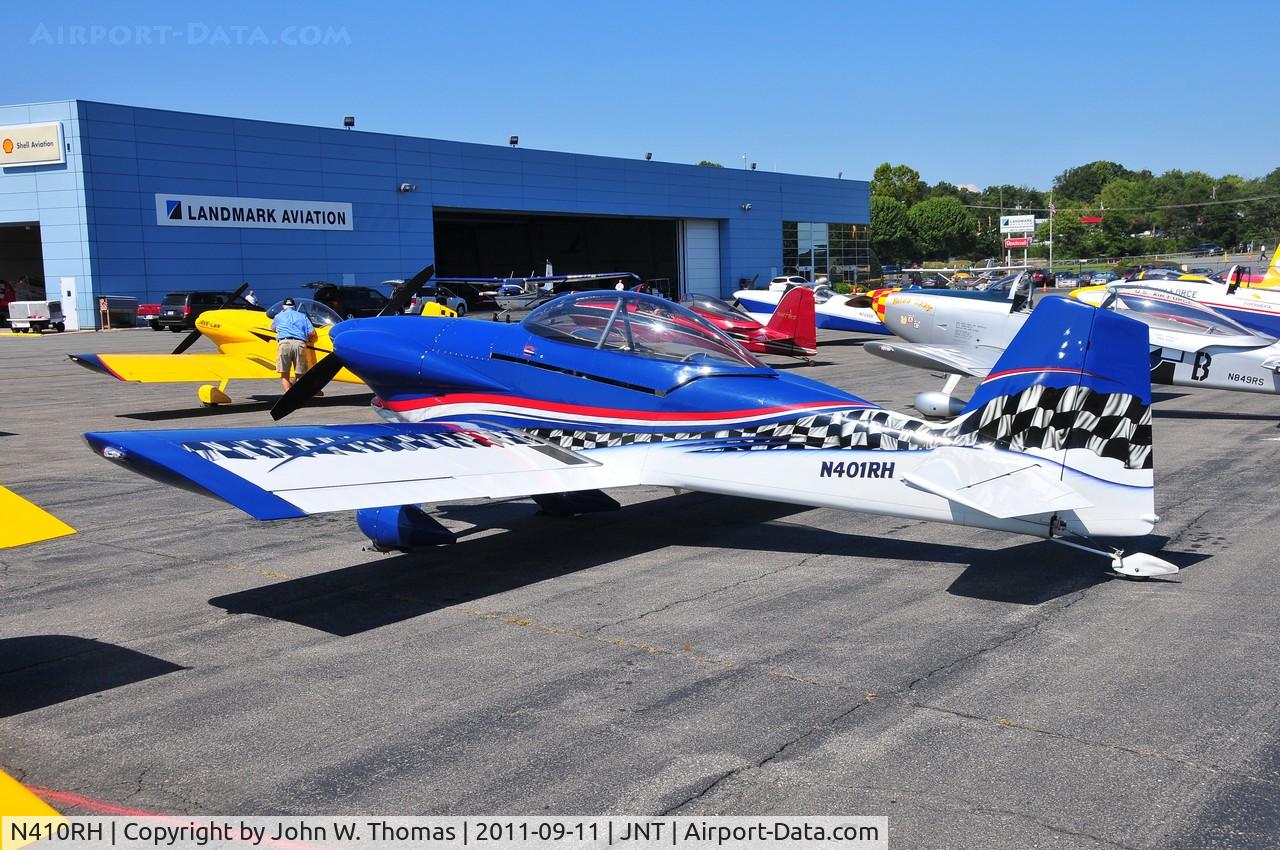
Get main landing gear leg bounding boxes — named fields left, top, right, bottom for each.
left=198, top=379, right=233, bottom=407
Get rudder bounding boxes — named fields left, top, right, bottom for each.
left=765, top=285, right=817, bottom=352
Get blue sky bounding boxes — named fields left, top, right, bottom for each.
left=5, top=0, right=1276, bottom=188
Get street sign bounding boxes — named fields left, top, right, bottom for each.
left=999, top=214, right=1036, bottom=233
left=1004, top=237, right=1031, bottom=248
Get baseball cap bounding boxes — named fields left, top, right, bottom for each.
left=282, top=297, right=295, bottom=306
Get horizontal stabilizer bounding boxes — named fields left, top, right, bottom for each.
left=863, top=341, right=999, bottom=377
left=84, top=423, right=639, bottom=520
left=70, top=352, right=280, bottom=383
left=902, top=446, right=1092, bottom=519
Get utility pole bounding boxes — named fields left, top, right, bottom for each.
left=1049, top=193, right=1054, bottom=274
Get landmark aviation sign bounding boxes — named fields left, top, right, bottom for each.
left=154, top=194, right=354, bottom=231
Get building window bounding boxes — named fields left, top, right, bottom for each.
left=783, top=221, right=869, bottom=284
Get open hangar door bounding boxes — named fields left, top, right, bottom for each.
left=0, top=222, right=46, bottom=302
left=433, top=210, right=678, bottom=294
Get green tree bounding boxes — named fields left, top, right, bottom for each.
left=870, top=195, right=914, bottom=263
left=871, top=162, right=927, bottom=207
left=1053, top=161, right=1133, bottom=201
left=908, top=196, right=974, bottom=259
left=696, top=160, right=723, bottom=168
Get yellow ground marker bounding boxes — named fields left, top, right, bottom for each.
left=0, top=486, right=75, bottom=549
left=0, top=770, right=60, bottom=850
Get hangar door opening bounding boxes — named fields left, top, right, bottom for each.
left=434, top=210, right=677, bottom=289
left=0, top=222, right=45, bottom=300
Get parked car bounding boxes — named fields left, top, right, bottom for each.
left=1090, top=270, right=1120, bottom=284
left=304, top=282, right=391, bottom=318
left=137, top=302, right=162, bottom=330
left=1054, top=270, right=1082, bottom=288
left=405, top=283, right=468, bottom=316
left=1029, top=269, right=1056, bottom=288
left=156, top=291, right=238, bottom=332
left=1191, top=242, right=1224, bottom=257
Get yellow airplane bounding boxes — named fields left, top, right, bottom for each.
left=69, top=266, right=445, bottom=407
left=0, top=485, right=75, bottom=549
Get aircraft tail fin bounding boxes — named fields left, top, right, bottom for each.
left=1260, top=249, right=1280, bottom=288
left=950, top=296, right=1154, bottom=534
left=764, top=285, right=816, bottom=352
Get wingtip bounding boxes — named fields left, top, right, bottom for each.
left=68, top=353, right=125, bottom=381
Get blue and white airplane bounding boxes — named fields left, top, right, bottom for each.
left=84, top=282, right=1177, bottom=577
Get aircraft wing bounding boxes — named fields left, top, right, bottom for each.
left=902, top=446, right=1091, bottom=519
left=69, top=352, right=281, bottom=383
left=84, top=423, right=641, bottom=520
left=862, top=341, right=1000, bottom=377
left=0, top=485, right=75, bottom=549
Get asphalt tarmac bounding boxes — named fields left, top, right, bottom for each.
left=2, top=321, right=1278, bottom=849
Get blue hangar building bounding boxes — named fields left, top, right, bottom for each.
left=0, top=99, right=869, bottom=329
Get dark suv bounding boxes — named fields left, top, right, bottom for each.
left=156, top=291, right=237, bottom=331
left=305, top=282, right=391, bottom=318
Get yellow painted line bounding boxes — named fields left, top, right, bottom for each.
left=0, top=771, right=60, bottom=849
left=0, top=486, right=75, bottom=549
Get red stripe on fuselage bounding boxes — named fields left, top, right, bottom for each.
left=374, top=393, right=865, bottom=420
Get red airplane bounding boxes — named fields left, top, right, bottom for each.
left=682, top=286, right=817, bottom=364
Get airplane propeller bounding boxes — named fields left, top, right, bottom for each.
left=171, top=282, right=264, bottom=355
left=269, top=264, right=435, bottom=421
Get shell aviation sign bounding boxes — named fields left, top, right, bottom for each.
left=0, top=121, right=65, bottom=167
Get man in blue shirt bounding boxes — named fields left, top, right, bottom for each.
left=270, top=298, right=317, bottom=392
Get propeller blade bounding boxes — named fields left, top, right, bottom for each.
left=270, top=352, right=345, bottom=421
left=226, top=281, right=265, bottom=312
left=171, top=328, right=203, bottom=355
left=383, top=264, right=436, bottom=317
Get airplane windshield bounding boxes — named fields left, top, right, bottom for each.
left=524, top=292, right=763, bottom=367
left=683, top=294, right=753, bottom=321
left=266, top=298, right=343, bottom=328
left=1106, top=288, right=1254, bottom=336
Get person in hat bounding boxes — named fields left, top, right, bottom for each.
left=270, top=298, right=317, bottom=392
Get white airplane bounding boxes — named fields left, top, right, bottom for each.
left=733, top=278, right=890, bottom=334
left=1073, top=256, right=1280, bottom=337
left=866, top=282, right=1280, bottom=417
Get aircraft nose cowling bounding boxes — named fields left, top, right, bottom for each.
left=331, top=321, right=507, bottom=394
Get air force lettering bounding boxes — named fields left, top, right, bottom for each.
left=155, top=194, right=354, bottom=231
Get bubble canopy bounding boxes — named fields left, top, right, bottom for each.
left=1104, top=286, right=1257, bottom=337
left=523, top=291, right=763, bottom=367
left=265, top=298, right=343, bottom=328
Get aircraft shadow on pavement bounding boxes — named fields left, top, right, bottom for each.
left=0, top=635, right=186, bottom=717
left=209, top=493, right=1152, bottom=636
left=1150, top=391, right=1190, bottom=404
left=118, top=392, right=374, bottom=422
left=1152, top=409, right=1280, bottom=423
left=0, top=430, right=16, bottom=437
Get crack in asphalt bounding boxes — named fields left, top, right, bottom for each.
left=590, top=555, right=820, bottom=635
left=908, top=701, right=1276, bottom=788
left=853, top=785, right=1144, bottom=850
left=659, top=692, right=880, bottom=816
left=904, top=587, right=1092, bottom=694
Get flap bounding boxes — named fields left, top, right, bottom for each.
left=85, top=423, right=639, bottom=519
left=902, top=446, right=1091, bottom=519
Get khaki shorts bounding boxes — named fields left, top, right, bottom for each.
left=276, top=338, right=309, bottom=376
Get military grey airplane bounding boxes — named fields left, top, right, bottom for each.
left=866, top=282, right=1280, bottom=417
